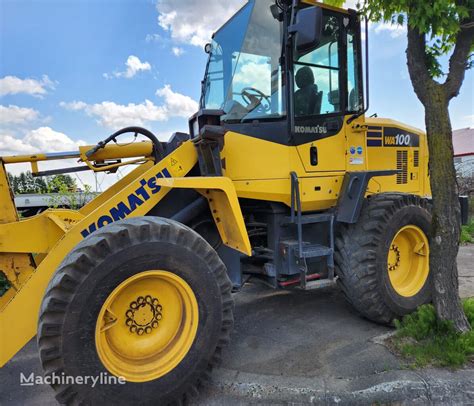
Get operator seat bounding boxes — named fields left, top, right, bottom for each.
left=294, top=66, right=323, bottom=116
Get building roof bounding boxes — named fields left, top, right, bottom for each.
left=453, top=127, right=474, bottom=157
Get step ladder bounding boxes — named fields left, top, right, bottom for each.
left=281, top=172, right=336, bottom=290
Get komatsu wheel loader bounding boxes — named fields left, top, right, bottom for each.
left=1, top=0, right=465, bottom=404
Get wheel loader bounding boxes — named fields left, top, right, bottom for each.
left=1, top=0, right=466, bottom=404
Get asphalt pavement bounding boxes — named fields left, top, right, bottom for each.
left=1, top=245, right=473, bottom=405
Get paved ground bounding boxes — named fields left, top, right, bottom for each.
left=1, top=245, right=473, bottom=405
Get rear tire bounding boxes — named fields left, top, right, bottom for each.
left=37, top=217, right=233, bottom=405
left=335, top=193, right=432, bottom=324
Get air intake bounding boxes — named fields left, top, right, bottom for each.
left=414, top=150, right=419, bottom=168
left=397, top=150, right=408, bottom=184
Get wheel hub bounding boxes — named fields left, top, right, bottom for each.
left=95, top=270, right=199, bottom=382
left=125, top=295, right=162, bottom=335
left=387, top=225, right=430, bottom=297
left=388, top=244, right=401, bottom=271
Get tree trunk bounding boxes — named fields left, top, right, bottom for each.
left=424, top=86, right=470, bottom=333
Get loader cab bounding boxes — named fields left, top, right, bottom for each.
left=195, top=0, right=364, bottom=147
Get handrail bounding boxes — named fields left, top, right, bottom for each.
left=290, top=172, right=303, bottom=255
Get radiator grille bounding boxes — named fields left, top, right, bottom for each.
left=397, top=150, right=408, bottom=184
left=414, top=150, right=419, bottom=168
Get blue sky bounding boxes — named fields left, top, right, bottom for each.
left=0, top=0, right=473, bottom=188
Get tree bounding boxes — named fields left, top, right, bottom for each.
left=46, top=174, right=77, bottom=193
left=7, top=171, right=77, bottom=195
left=327, top=0, right=474, bottom=332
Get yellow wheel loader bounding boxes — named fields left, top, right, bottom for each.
left=1, top=0, right=467, bottom=404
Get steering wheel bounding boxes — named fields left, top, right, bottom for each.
left=241, top=87, right=271, bottom=112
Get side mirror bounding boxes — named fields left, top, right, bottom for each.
left=289, top=6, right=323, bottom=57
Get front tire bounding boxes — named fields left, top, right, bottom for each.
left=335, top=193, right=432, bottom=324
left=37, top=217, right=233, bottom=405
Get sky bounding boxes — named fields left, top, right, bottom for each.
left=0, top=0, right=473, bottom=190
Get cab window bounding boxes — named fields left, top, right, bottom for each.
left=293, top=12, right=342, bottom=117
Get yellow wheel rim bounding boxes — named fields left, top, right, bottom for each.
left=95, top=271, right=199, bottom=382
left=387, top=225, right=430, bottom=298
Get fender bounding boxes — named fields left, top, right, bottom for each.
left=155, top=176, right=251, bottom=256
left=336, top=170, right=398, bottom=223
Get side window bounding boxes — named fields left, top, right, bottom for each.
left=293, top=14, right=341, bottom=117
left=347, top=29, right=362, bottom=112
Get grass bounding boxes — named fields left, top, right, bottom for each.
left=390, top=299, right=474, bottom=368
left=461, top=217, right=474, bottom=244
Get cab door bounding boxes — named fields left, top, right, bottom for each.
left=292, top=8, right=346, bottom=173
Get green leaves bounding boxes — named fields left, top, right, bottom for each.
left=324, top=0, right=474, bottom=79
left=8, top=171, right=77, bottom=195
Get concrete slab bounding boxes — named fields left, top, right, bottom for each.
left=459, top=245, right=474, bottom=299
left=0, top=246, right=472, bottom=405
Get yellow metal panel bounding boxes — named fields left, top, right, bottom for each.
left=221, top=132, right=292, bottom=180
left=154, top=176, right=251, bottom=256
left=0, top=210, right=84, bottom=254
left=0, top=141, right=198, bottom=367
left=234, top=179, right=291, bottom=205
left=345, top=117, right=369, bottom=172
left=0, top=161, right=37, bottom=315
left=361, top=117, right=429, bottom=196
left=296, top=130, right=347, bottom=173
left=0, top=254, right=36, bottom=312
left=300, top=176, right=344, bottom=211
left=0, top=162, right=18, bottom=223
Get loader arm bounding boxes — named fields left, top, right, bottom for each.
left=0, top=138, right=252, bottom=366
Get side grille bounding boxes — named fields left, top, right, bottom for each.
left=414, top=150, right=419, bottom=167
left=397, top=150, right=408, bottom=184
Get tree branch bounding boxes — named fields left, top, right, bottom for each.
left=406, top=21, right=437, bottom=105
left=444, top=21, right=474, bottom=100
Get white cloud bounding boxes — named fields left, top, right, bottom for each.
left=61, top=100, right=167, bottom=128
left=146, top=33, right=163, bottom=43
left=0, top=105, right=40, bottom=125
left=0, top=127, right=85, bottom=156
left=157, top=0, right=245, bottom=47
left=156, top=85, right=198, bottom=116
left=61, top=85, right=198, bottom=130
left=233, top=58, right=271, bottom=95
left=104, top=55, right=152, bottom=79
left=0, top=75, right=55, bottom=97
left=172, top=47, right=184, bottom=57
left=374, top=22, right=406, bottom=38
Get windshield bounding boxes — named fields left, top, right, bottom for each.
left=201, top=0, right=286, bottom=123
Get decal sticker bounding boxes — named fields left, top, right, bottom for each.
left=383, top=127, right=420, bottom=147
left=350, top=146, right=356, bottom=155
left=80, top=168, right=172, bottom=238
left=294, top=125, right=328, bottom=135
left=357, top=146, right=363, bottom=155
left=350, top=157, right=364, bottom=165
left=367, top=139, right=382, bottom=147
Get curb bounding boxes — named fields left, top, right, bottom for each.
left=201, top=367, right=474, bottom=405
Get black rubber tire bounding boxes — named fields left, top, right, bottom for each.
left=37, top=217, right=233, bottom=405
left=335, top=193, right=432, bottom=324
